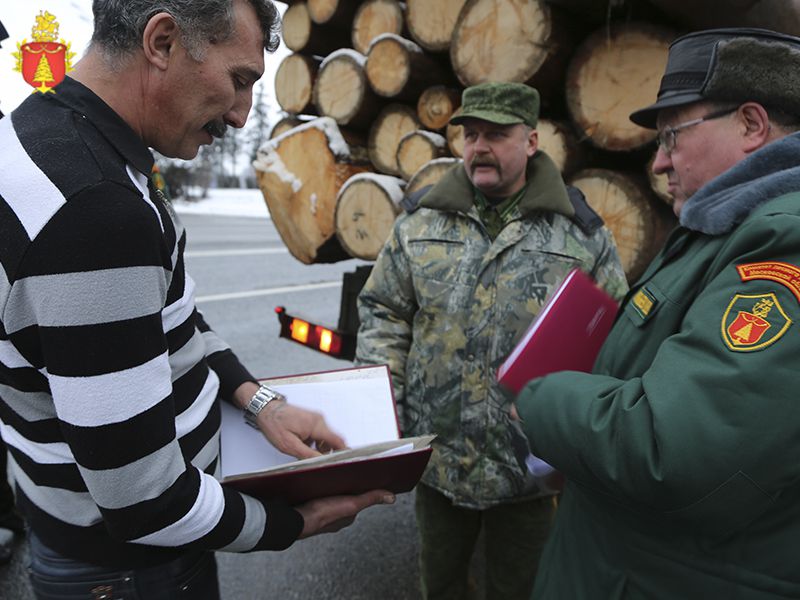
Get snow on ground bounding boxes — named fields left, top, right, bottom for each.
left=171, top=188, right=271, bottom=219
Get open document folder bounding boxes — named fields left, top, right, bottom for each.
left=496, top=268, right=619, bottom=395
left=220, top=365, right=434, bottom=505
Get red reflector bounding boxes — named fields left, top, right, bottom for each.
left=291, top=319, right=310, bottom=344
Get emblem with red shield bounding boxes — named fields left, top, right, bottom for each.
left=13, top=11, right=74, bottom=94
left=721, top=293, right=792, bottom=352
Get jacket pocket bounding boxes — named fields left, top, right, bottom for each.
left=623, top=281, right=671, bottom=328
left=664, top=470, right=773, bottom=540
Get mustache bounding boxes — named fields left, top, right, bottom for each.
left=470, top=158, right=499, bottom=171
left=203, top=119, right=227, bottom=139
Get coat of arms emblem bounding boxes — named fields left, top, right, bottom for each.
left=721, top=293, right=792, bottom=352
left=13, top=11, right=75, bottom=94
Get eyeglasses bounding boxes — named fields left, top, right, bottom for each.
left=656, top=107, right=737, bottom=155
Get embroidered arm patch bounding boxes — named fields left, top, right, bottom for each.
left=721, top=293, right=792, bottom=352
left=737, top=262, right=800, bottom=303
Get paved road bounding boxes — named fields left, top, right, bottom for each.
left=0, top=213, right=463, bottom=599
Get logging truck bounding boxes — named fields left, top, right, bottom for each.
left=254, top=0, right=800, bottom=359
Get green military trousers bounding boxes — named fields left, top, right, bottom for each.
left=415, top=484, right=556, bottom=600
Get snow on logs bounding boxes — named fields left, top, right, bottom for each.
left=257, top=0, right=792, bottom=274
left=253, top=118, right=370, bottom=264
left=313, top=49, right=380, bottom=129
left=396, top=130, right=448, bottom=181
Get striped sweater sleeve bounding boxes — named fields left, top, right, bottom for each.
left=0, top=114, right=302, bottom=560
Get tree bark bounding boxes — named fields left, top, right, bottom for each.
left=566, top=22, right=676, bottom=151
left=275, top=53, right=320, bottom=114
left=368, top=104, right=422, bottom=175
left=253, top=118, right=371, bottom=264
left=396, top=130, right=449, bottom=181
left=335, top=173, right=405, bottom=259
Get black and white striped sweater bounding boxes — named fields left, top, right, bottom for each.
left=0, top=77, right=302, bottom=567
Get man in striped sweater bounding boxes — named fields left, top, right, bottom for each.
left=0, top=1, right=393, bottom=597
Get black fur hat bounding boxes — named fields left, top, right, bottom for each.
left=630, top=28, right=800, bottom=129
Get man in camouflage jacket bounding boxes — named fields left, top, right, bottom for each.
left=356, top=82, right=628, bottom=600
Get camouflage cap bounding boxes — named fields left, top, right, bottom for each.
left=450, top=82, right=540, bottom=129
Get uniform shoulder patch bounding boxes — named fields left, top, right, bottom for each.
left=721, top=292, right=792, bottom=352
left=737, top=262, right=800, bottom=303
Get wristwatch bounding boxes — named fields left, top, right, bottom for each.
left=243, top=384, right=286, bottom=428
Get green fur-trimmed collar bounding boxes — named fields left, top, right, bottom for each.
left=419, top=151, right=574, bottom=219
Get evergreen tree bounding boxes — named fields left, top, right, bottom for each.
left=33, top=55, right=55, bottom=92
left=247, top=82, right=272, bottom=163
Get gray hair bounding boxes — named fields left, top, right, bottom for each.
left=706, top=100, right=800, bottom=134
left=90, top=0, right=280, bottom=63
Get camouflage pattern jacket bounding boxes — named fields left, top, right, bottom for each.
left=356, top=153, right=628, bottom=509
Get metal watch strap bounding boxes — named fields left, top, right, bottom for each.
left=243, top=384, right=285, bottom=428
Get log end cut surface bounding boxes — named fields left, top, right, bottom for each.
left=255, top=127, right=367, bottom=263
left=397, top=131, right=445, bottom=180
left=407, top=157, right=462, bottom=195
left=336, top=179, right=401, bottom=259
left=569, top=169, right=655, bottom=281
left=282, top=3, right=312, bottom=51
left=366, top=38, right=411, bottom=97
left=406, top=0, right=469, bottom=51
left=369, top=106, right=421, bottom=175
left=417, top=86, right=461, bottom=130
left=567, top=25, right=673, bottom=151
left=315, top=56, right=367, bottom=125
left=451, top=0, right=551, bottom=85
left=537, top=119, right=570, bottom=174
left=352, top=0, right=404, bottom=54
left=276, top=54, right=315, bottom=113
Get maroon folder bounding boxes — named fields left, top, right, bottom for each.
left=223, top=437, right=433, bottom=505
left=218, top=365, right=433, bottom=505
left=497, top=268, right=618, bottom=394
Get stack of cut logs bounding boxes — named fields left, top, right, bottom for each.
left=253, top=0, right=800, bottom=281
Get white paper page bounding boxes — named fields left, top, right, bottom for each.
left=220, top=367, right=399, bottom=478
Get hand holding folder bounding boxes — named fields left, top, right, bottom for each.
left=497, top=268, right=619, bottom=394
left=499, top=268, right=619, bottom=493
left=220, top=365, right=433, bottom=505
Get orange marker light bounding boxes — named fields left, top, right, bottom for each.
left=318, top=327, right=333, bottom=353
left=291, top=318, right=310, bottom=344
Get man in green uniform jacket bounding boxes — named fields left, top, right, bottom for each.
left=516, top=28, right=800, bottom=599
left=357, top=82, right=627, bottom=600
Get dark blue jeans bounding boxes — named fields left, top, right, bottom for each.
left=28, top=533, right=220, bottom=600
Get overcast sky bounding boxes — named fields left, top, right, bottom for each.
left=0, top=1, right=289, bottom=116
